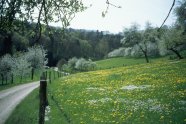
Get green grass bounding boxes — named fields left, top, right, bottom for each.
left=0, top=70, right=41, bottom=91
left=95, top=57, right=168, bottom=70
left=5, top=89, right=39, bottom=124
left=47, top=59, right=186, bottom=123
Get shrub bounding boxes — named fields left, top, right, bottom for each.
left=26, top=45, right=48, bottom=70
left=0, top=54, right=16, bottom=81
left=57, top=59, right=67, bottom=71
left=62, top=57, right=96, bottom=72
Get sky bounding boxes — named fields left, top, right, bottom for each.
left=53, top=0, right=177, bottom=33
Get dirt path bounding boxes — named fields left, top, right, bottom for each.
left=0, top=82, right=39, bottom=124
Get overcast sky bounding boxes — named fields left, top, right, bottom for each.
left=53, top=0, right=177, bottom=33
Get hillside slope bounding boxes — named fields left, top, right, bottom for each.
left=48, top=60, right=186, bottom=123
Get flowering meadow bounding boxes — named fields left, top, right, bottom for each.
left=48, top=60, right=186, bottom=124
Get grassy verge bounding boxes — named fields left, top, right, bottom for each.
left=5, top=88, right=39, bottom=124
left=48, top=59, right=186, bottom=123
left=0, top=70, right=41, bottom=91
left=0, top=68, right=59, bottom=91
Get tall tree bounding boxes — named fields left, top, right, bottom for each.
left=162, top=25, right=185, bottom=59
left=121, top=22, right=158, bottom=63
left=175, top=0, right=186, bottom=31
left=0, top=0, right=85, bottom=55
left=140, top=22, right=158, bottom=63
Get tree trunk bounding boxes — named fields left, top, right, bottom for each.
left=169, top=48, right=183, bottom=59
left=31, top=68, right=34, bottom=80
left=11, top=74, right=13, bottom=84
left=144, top=51, right=149, bottom=63
left=139, top=45, right=149, bottom=63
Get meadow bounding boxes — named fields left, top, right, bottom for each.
left=5, top=58, right=186, bottom=124
left=47, top=59, right=186, bottom=124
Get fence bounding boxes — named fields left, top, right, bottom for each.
left=39, top=69, right=65, bottom=124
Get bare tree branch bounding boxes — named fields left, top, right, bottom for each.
left=159, top=0, right=176, bottom=30
left=106, top=0, right=121, bottom=8
left=102, top=0, right=121, bottom=17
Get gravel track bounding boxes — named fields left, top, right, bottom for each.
left=0, top=82, right=39, bottom=124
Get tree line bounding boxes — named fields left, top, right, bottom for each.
left=0, top=23, right=122, bottom=66
left=0, top=0, right=186, bottom=68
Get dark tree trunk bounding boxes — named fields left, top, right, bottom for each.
left=139, top=45, right=149, bottom=63
left=31, top=68, right=34, bottom=80
left=11, top=74, right=13, bottom=84
left=144, top=51, right=149, bottom=63
left=169, top=48, right=183, bottom=59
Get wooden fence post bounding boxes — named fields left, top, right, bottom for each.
left=39, top=72, right=47, bottom=124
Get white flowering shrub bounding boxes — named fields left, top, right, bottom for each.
left=68, top=57, right=78, bottom=69
left=124, top=47, right=132, bottom=56
left=25, top=45, right=47, bottom=71
left=107, top=48, right=126, bottom=57
left=14, top=53, right=31, bottom=82
left=147, top=42, right=160, bottom=57
left=0, top=54, right=16, bottom=79
left=62, top=57, right=96, bottom=72
left=25, top=45, right=48, bottom=79
left=75, top=58, right=96, bottom=71
left=75, top=58, right=86, bottom=70
left=108, top=46, right=149, bottom=58
left=130, top=45, right=143, bottom=57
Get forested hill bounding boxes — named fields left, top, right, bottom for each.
left=0, top=22, right=122, bottom=66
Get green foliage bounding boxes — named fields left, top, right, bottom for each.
left=57, top=59, right=67, bottom=71
left=121, top=23, right=141, bottom=47
left=12, top=32, right=29, bottom=51
left=0, top=0, right=85, bottom=31
left=162, top=26, right=186, bottom=49
left=175, top=0, right=186, bottom=29
left=161, top=25, right=186, bottom=59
